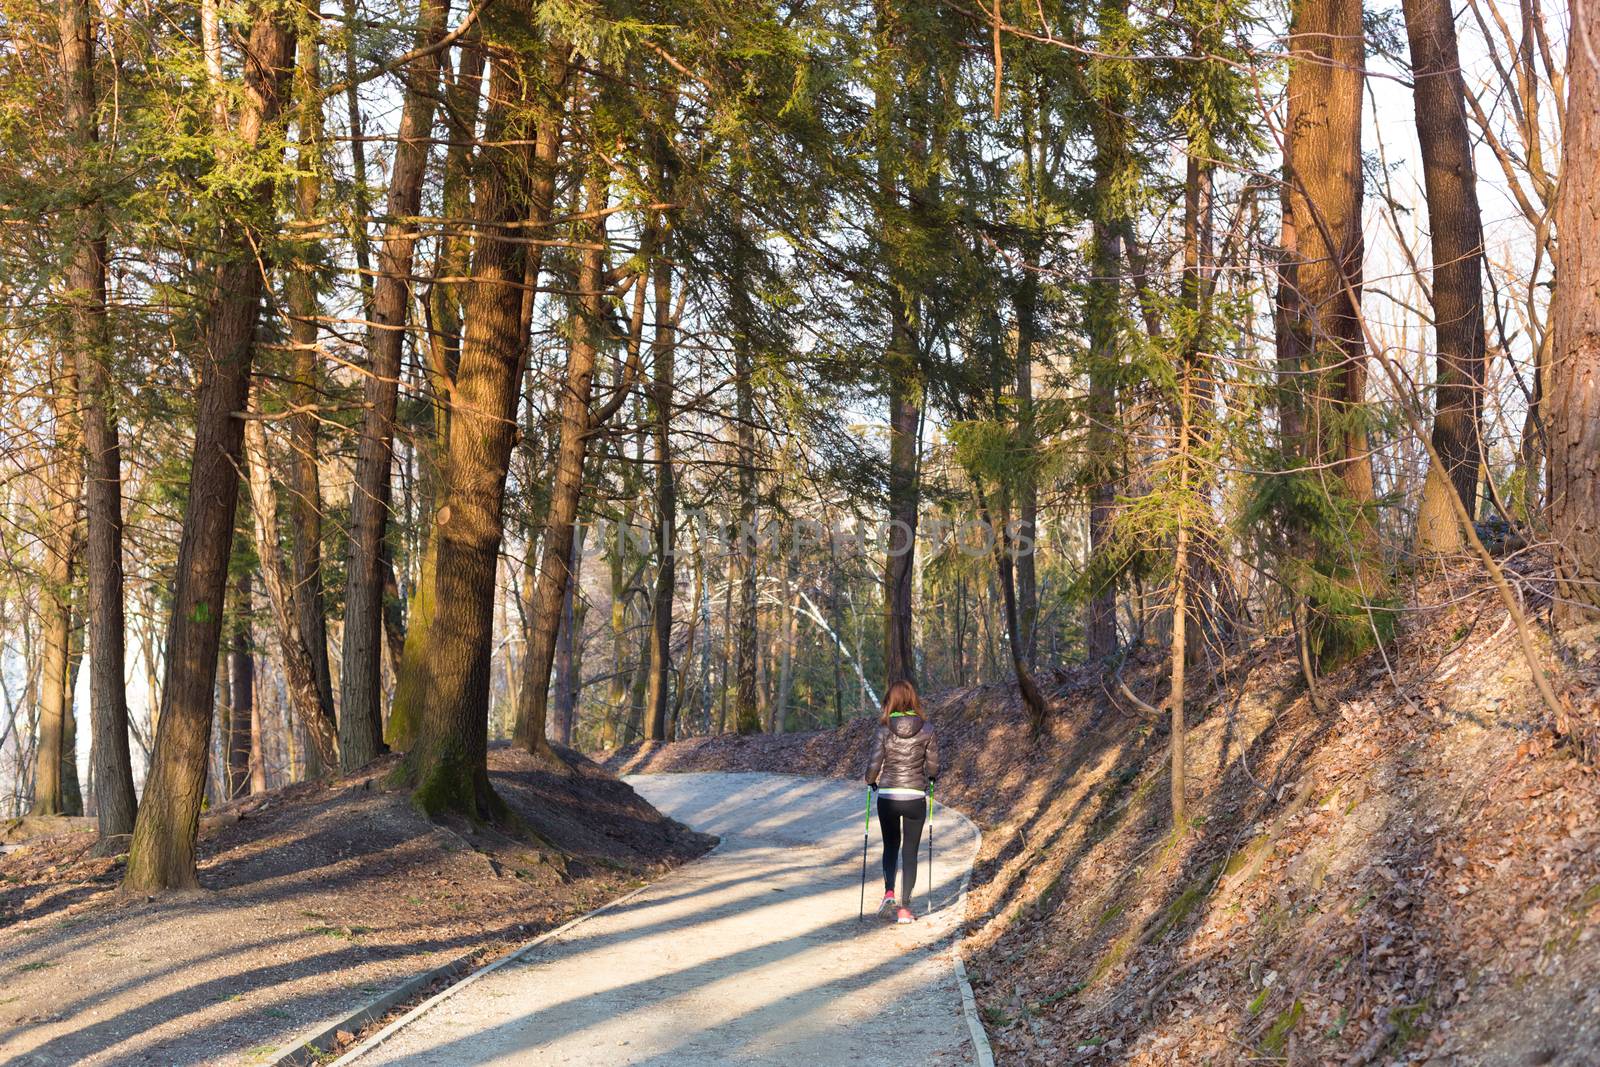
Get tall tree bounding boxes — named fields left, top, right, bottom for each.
left=515, top=135, right=633, bottom=759
left=1549, top=1, right=1600, bottom=626
left=123, top=2, right=296, bottom=892
left=58, top=0, right=137, bottom=836
left=1274, top=0, right=1384, bottom=657
left=398, top=41, right=536, bottom=814
left=644, top=226, right=678, bottom=743
left=32, top=365, right=82, bottom=816
left=340, top=0, right=451, bottom=771
left=1406, top=0, right=1488, bottom=554
left=284, top=25, right=335, bottom=776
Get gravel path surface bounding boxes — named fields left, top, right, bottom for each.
left=341, top=771, right=982, bottom=1066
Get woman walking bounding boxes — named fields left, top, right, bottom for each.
left=864, top=680, right=938, bottom=924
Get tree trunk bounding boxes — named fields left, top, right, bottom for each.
left=1550, top=8, right=1600, bottom=626
left=387, top=32, right=486, bottom=752
left=249, top=673, right=268, bottom=793
left=226, top=571, right=254, bottom=800
left=398, top=47, right=536, bottom=816
left=516, top=124, right=625, bottom=763
left=61, top=622, right=85, bottom=816
left=242, top=409, right=341, bottom=770
left=732, top=271, right=763, bottom=735
left=552, top=524, right=586, bottom=747
left=1013, top=271, right=1039, bottom=668
left=773, top=554, right=799, bottom=735
left=1277, top=0, right=1381, bottom=586
left=123, top=7, right=295, bottom=893
left=645, top=248, right=677, bottom=743
left=340, top=0, right=450, bottom=771
left=59, top=0, right=137, bottom=835
left=1085, top=213, right=1121, bottom=662
left=33, top=376, right=81, bottom=817
left=1406, top=0, right=1488, bottom=554
left=284, top=26, right=335, bottom=781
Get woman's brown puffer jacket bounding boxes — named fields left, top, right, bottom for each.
left=864, top=713, right=939, bottom=791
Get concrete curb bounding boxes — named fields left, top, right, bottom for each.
left=264, top=842, right=724, bottom=1067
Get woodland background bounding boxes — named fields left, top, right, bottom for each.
left=0, top=0, right=1595, bottom=903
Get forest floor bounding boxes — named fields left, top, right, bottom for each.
left=0, top=745, right=712, bottom=1065
left=607, top=582, right=1600, bottom=1065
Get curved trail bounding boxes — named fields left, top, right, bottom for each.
left=340, top=771, right=983, bottom=1066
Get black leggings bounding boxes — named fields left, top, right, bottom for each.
left=878, top=795, right=927, bottom=900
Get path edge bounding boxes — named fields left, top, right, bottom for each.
left=265, top=840, right=725, bottom=1067
left=938, top=799, right=996, bottom=1067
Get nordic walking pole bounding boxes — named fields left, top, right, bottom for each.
left=926, top=784, right=935, bottom=917
left=859, top=786, right=872, bottom=919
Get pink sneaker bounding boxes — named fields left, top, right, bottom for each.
left=879, top=891, right=896, bottom=915
left=895, top=906, right=915, bottom=925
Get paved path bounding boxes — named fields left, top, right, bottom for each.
left=340, top=772, right=982, bottom=1066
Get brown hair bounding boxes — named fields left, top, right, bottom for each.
left=879, top=679, right=922, bottom=725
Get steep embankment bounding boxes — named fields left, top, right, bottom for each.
left=0, top=745, right=713, bottom=1064
left=608, top=594, right=1600, bottom=1065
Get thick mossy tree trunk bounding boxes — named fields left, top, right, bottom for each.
left=1405, top=0, right=1487, bottom=554
left=123, top=8, right=295, bottom=893
left=59, top=0, right=137, bottom=835
left=399, top=46, right=536, bottom=816
left=386, top=35, right=486, bottom=752
left=1550, top=12, right=1600, bottom=627
left=340, top=0, right=450, bottom=772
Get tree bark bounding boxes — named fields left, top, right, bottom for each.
left=517, top=99, right=633, bottom=762
left=553, top=524, right=586, bottom=747
left=400, top=47, right=540, bottom=814
left=33, top=339, right=83, bottom=817
left=226, top=571, right=254, bottom=800
left=340, top=0, right=450, bottom=771
left=1406, top=0, right=1488, bottom=554
left=242, top=407, right=341, bottom=770
left=1085, top=214, right=1121, bottom=662
left=1550, top=5, right=1600, bottom=626
left=284, top=25, right=335, bottom=779
left=1277, top=0, right=1380, bottom=567
left=645, top=247, right=677, bottom=743
left=123, top=6, right=295, bottom=892
left=387, top=32, right=486, bottom=752
left=732, top=267, right=763, bottom=735
left=59, top=0, right=137, bottom=835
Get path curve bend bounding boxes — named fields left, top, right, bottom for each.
left=338, top=771, right=983, bottom=1066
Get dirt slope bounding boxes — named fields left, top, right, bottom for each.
left=607, top=593, right=1600, bottom=1065
left=0, top=745, right=712, bottom=1065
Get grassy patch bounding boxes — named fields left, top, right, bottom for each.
left=1149, top=860, right=1223, bottom=942
left=15, top=959, right=53, bottom=973
left=1388, top=998, right=1431, bottom=1048
left=1259, top=999, right=1304, bottom=1054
